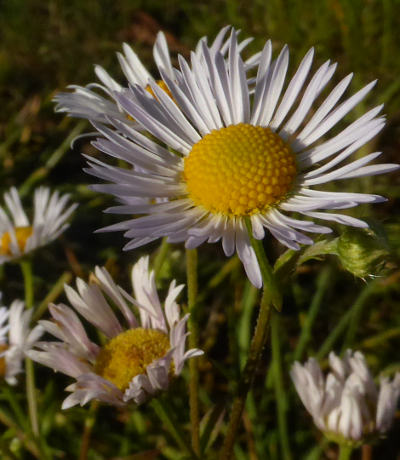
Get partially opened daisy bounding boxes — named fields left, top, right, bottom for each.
left=84, top=28, right=398, bottom=287
left=54, top=26, right=258, bottom=125
left=0, top=187, right=77, bottom=264
left=291, top=350, right=400, bottom=444
left=0, top=298, right=43, bottom=385
left=28, top=256, right=203, bottom=409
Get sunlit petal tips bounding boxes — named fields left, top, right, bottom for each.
left=0, top=298, right=43, bottom=385
left=291, top=350, right=400, bottom=444
left=28, top=256, right=203, bottom=408
left=83, top=26, right=398, bottom=288
left=54, top=27, right=256, bottom=125
left=0, top=187, right=77, bottom=264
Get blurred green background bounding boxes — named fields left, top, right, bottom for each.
left=0, top=1, right=400, bottom=459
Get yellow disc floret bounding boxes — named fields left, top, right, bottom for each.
left=146, top=80, right=174, bottom=101
left=184, top=123, right=297, bottom=216
left=94, top=328, right=170, bottom=391
left=0, top=226, right=33, bottom=256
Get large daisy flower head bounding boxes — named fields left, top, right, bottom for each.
left=0, top=187, right=77, bottom=264
left=54, top=26, right=258, bottom=125
left=28, top=256, right=203, bottom=409
left=291, top=350, right=400, bottom=444
left=85, top=27, right=398, bottom=288
left=0, top=298, right=43, bottom=385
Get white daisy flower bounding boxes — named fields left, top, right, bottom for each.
left=54, top=26, right=258, bottom=125
left=84, top=28, right=398, bottom=288
left=28, top=256, right=203, bottom=409
left=291, top=350, right=400, bottom=444
left=0, top=299, right=43, bottom=385
left=0, top=187, right=77, bottom=264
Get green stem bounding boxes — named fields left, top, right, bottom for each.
left=20, top=259, right=34, bottom=308
left=338, top=444, right=353, bottom=460
left=316, top=280, right=377, bottom=359
left=0, top=405, right=40, bottom=458
left=186, top=248, right=200, bottom=456
left=20, top=260, right=39, bottom=440
left=25, top=358, right=39, bottom=437
left=32, top=271, right=72, bottom=322
left=342, top=280, right=378, bottom=350
left=151, top=398, right=198, bottom=459
left=271, top=313, right=292, bottom=460
left=153, top=237, right=169, bottom=278
left=293, top=266, right=332, bottom=362
left=219, top=219, right=277, bottom=460
left=79, top=401, right=98, bottom=460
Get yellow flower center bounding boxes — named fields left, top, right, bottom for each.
left=183, top=124, right=297, bottom=216
left=146, top=80, right=174, bottom=100
left=94, top=328, right=171, bottom=391
left=0, top=226, right=33, bottom=256
left=0, top=344, right=8, bottom=378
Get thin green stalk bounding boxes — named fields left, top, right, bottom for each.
left=153, top=237, right=169, bottom=278
left=32, top=271, right=72, bottom=322
left=151, top=398, right=198, bottom=459
left=342, top=280, right=378, bottom=350
left=338, top=444, right=353, bottom=460
left=293, top=266, right=332, bottom=362
left=186, top=248, right=200, bottom=456
left=20, top=259, right=34, bottom=308
left=20, top=260, right=39, bottom=440
left=0, top=406, right=40, bottom=458
left=25, top=358, right=39, bottom=437
left=219, top=219, right=277, bottom=460
left=316, top=280, right=378, bottom=360
left=79, top=401, right=99, bottom=460
left=271, top=313, right=292, bottom=460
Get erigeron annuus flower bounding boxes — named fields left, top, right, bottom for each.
left=0, top=298, right=43, bottom=385
left=28, top=256, right=203, bottom=409
left=54, top=26, right=258, bottom=125
left=291, top=350, right=400, bottom=444
left=84, top=27, right=398, bottom=288
left=0, top=187, right=77, bottom=264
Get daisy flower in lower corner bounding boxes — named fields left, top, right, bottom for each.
left=28, top=256, right=203, bottom=409
left=0, top=298, right=43, bottom=385
left=84, top=27, right=398, bottom=288
left=0, top=187, right=77, bottom=264
left=291, top=350, right=400, bottom=445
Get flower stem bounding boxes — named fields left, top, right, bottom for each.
left=293, top=266, right=332, bottom=362
left=219, top=220, right=276, bottom=460
left=338, top=444, right=353, bottom=460
left=271, top=313, right=292, bottom=460
left=20, top=259, right=34, bottom=308
left=153, top=237, right=169, bottom=278
left=25, top=358, right=39, bottom=437
left=79, top=401, right=98, bottom=460
left=19, top=260, right=39, bottom=439
left=186, top=248, right=200, bottom=456
left=151, top=398, right=198, bottom=459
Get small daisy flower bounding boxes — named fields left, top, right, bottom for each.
left=54, top=26, right=258, bottom=125
left=28, top=256, right=203, bottom=409
left=0, top=187, right=77, bottom=264
left=291, top=350, right=400, bottom=444
left=84, top=28, right=398, bottom=288
left=0, top=299, right=43, bottom=385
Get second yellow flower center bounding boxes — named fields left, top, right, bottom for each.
left=94, top=328, right=170, bottom=392
left=184, top=124, right=297, bottom=216
left=0, top=226, right=33, bottom=256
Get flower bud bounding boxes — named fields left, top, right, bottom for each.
left=336, top=221, right=390, bottom=278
